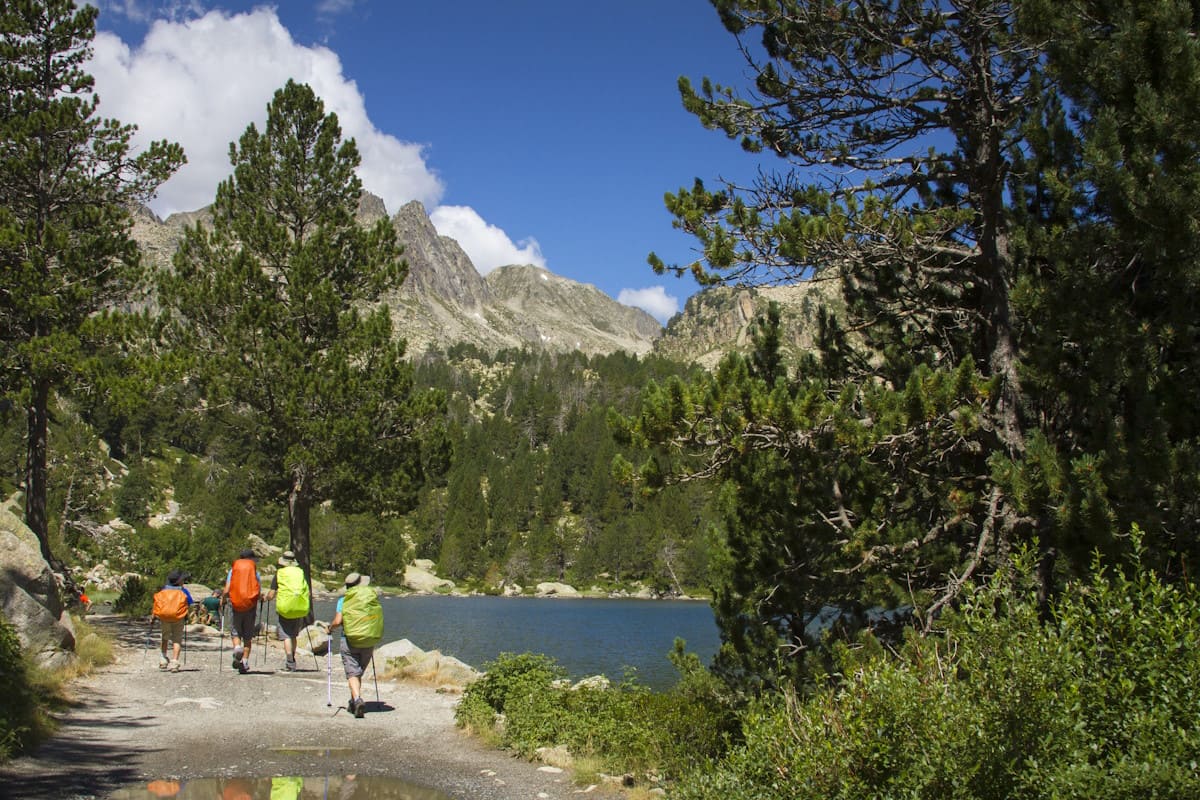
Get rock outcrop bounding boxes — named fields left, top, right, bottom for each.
left=0, top=498, right=76, bottom=668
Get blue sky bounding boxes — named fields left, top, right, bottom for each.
left=88, top=1, right=769, bottom=323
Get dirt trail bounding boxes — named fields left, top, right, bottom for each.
left=0, top=615, right=611, bottom=800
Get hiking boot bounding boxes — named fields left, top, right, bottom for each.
left=284, top=658, right=297, bottom=672
left=169, top=659, right=181, bottom=673
left=238, top=660, right=250, bottom=674
left=353, top=697, right=366, bottom=718
left=158, top=655, right=169, bottom=670
left=232, top=653, right=242, bottom=670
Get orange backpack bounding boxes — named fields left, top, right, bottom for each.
left=226, top=558, right=260, bottom=612
left=152, top=588, right=189, bottom=622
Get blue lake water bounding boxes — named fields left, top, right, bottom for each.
left=312, top=594, right=720, bottom=690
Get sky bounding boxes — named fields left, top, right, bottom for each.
left=86, top=0, right=770, bottom=324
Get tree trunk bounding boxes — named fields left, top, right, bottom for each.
left=288, top=469, right=314, bottom=624
left=25, top=376, right=54, bottom=566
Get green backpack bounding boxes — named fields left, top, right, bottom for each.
left=274, top=565, right=310, bottom=620
left=341, top=584, right=383, bottom=648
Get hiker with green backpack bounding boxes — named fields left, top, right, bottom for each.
left=328, top=571, right=383, bottom=718
left=265, top=550, right=310, bottom=672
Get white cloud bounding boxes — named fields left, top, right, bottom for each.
left=88, top=7, right=444, bottom=218
left=617, top=286, right=679, bottom=324
left=429, top=205, right=546, bottom=275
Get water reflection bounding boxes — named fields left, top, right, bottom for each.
left=109, top=775, right=453, bottom=799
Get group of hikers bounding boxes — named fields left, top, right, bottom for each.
left=151, top=549, right=384, bottom=718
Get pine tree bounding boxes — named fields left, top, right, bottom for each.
left=0, top=0, right=183, bottom=566
left=635, top=0, right=1200, bottom=687
left=160, top=80, right=438, bottom=589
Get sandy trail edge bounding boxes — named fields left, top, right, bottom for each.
left=0, top=614, right=615, bottom=800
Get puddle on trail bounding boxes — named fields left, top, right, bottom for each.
left=108, top=775, right=453, bottom=799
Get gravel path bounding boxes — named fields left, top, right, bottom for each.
left=0, top=615, right=616, bottom=800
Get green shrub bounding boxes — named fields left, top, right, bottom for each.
left=456, top=645, right=737, bottom=780
left=113, top=575, right=150, bottom=616
left=674, top=530, right=1200, bottom=800
left=0, top=615, right=38, bottom=761
left=455, top=651, right=565, bottom=737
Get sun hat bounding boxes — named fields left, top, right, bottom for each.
left=277, top=550, right=296, bottom=567
left=344, top=572, right=370, bottom=589
left=167, top=569, right=183, bottom=586
left=239, top=548, right=256, bottom=560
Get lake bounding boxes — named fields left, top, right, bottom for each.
left=312, top=594, right=720, bottom=690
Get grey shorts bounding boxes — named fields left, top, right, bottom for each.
left=277, top=615, right=305, bottom=639
left=230, top=608, right=256, bottom=643
left=339, top=640, right=374, bottom=678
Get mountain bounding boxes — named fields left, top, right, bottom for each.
left=653, top=280, right=844, bottom=370
left=131, top=195, right=663, bottom=358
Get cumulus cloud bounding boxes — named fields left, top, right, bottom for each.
left=88, top=7, right=444, bottom=218
left=617, top=287, right=679, bottom=324
left=429, top=206, right=546, bottom=275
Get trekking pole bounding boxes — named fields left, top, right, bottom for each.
left=141, top=616, right=155, bottom=664
left=370, top=656, right=380, bottom=704
left=219, top=603, right=226, bottom=672
left=261, top=598, right=271, bottom=667
left=304, top=623, right=320, bottom=672
left=183, top=618, right=188, bottom=666
left=325, top=628, right=332, bottom=707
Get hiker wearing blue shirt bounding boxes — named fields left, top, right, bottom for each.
left=155, top=570, right=193, bottom=672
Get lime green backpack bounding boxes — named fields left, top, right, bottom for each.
left=274, top=565, right=310, bottom=620
left=341, top=584, right=383, bottom=648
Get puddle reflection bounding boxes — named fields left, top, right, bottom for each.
left=109, top=775, right=453, bottom=799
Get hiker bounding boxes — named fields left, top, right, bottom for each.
left=265, top=550, right=310, bottom=671
left=199, top=588, right=223, bottom=626
left=152, top=570, right=193, bottom=672
left=328, top=572, right=383, bottom=718
left=223, top=549, right=261, bottom=674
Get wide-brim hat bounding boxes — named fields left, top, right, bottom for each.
left=343, top=572, right=371, bottom=589
left=277, top=550, right=296, bottom=567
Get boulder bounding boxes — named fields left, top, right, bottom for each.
left=403, top=563, right=455, bottom=594
left=374, top=637, right=422, bottom=663
left=246, top=534, right=280, bottom=560
left=0, top=501, right=76, bottom=668
left=535, top=581, right=580, bottom=598
left=384, top=647, right=480, bottom=691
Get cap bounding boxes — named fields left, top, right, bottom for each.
left=239, top=548, right=256, bottom=560
left=344, top=572, right=370, bottom=588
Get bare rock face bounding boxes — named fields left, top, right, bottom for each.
left=131, top=194, right=662, bottom=360
left=653, top=280, right=845, bottom=369
left=0, top=499, right=76, bottom=668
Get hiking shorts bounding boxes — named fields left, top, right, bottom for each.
left=159, top=619, right=184, bottom=647
left=340, top=641, right=373, bottom=678
left=230, top=608, right=257, bottom=643
left=277, top=615, right=305, bottom=639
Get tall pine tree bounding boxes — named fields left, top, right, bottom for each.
left=160, top=80, right=439, bottom=589
left=0, top=0, right=182, bottom=567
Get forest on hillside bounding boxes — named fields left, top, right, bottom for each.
left=0, top=342, right=718, bottom=594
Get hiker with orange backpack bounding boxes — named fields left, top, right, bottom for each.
left=152, top=570, right=193, bottom=672
left=222, top=549, right=261, bottom=674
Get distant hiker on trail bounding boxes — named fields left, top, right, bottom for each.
left=328, top=572, right=383, bottom=718
left=265, top=550, right=310, bottom=671
left=152, top=570, right=193, bottom=672
left=223, top=549, right=261, bottom=674
left=199, top=588, right=222, bottom=626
